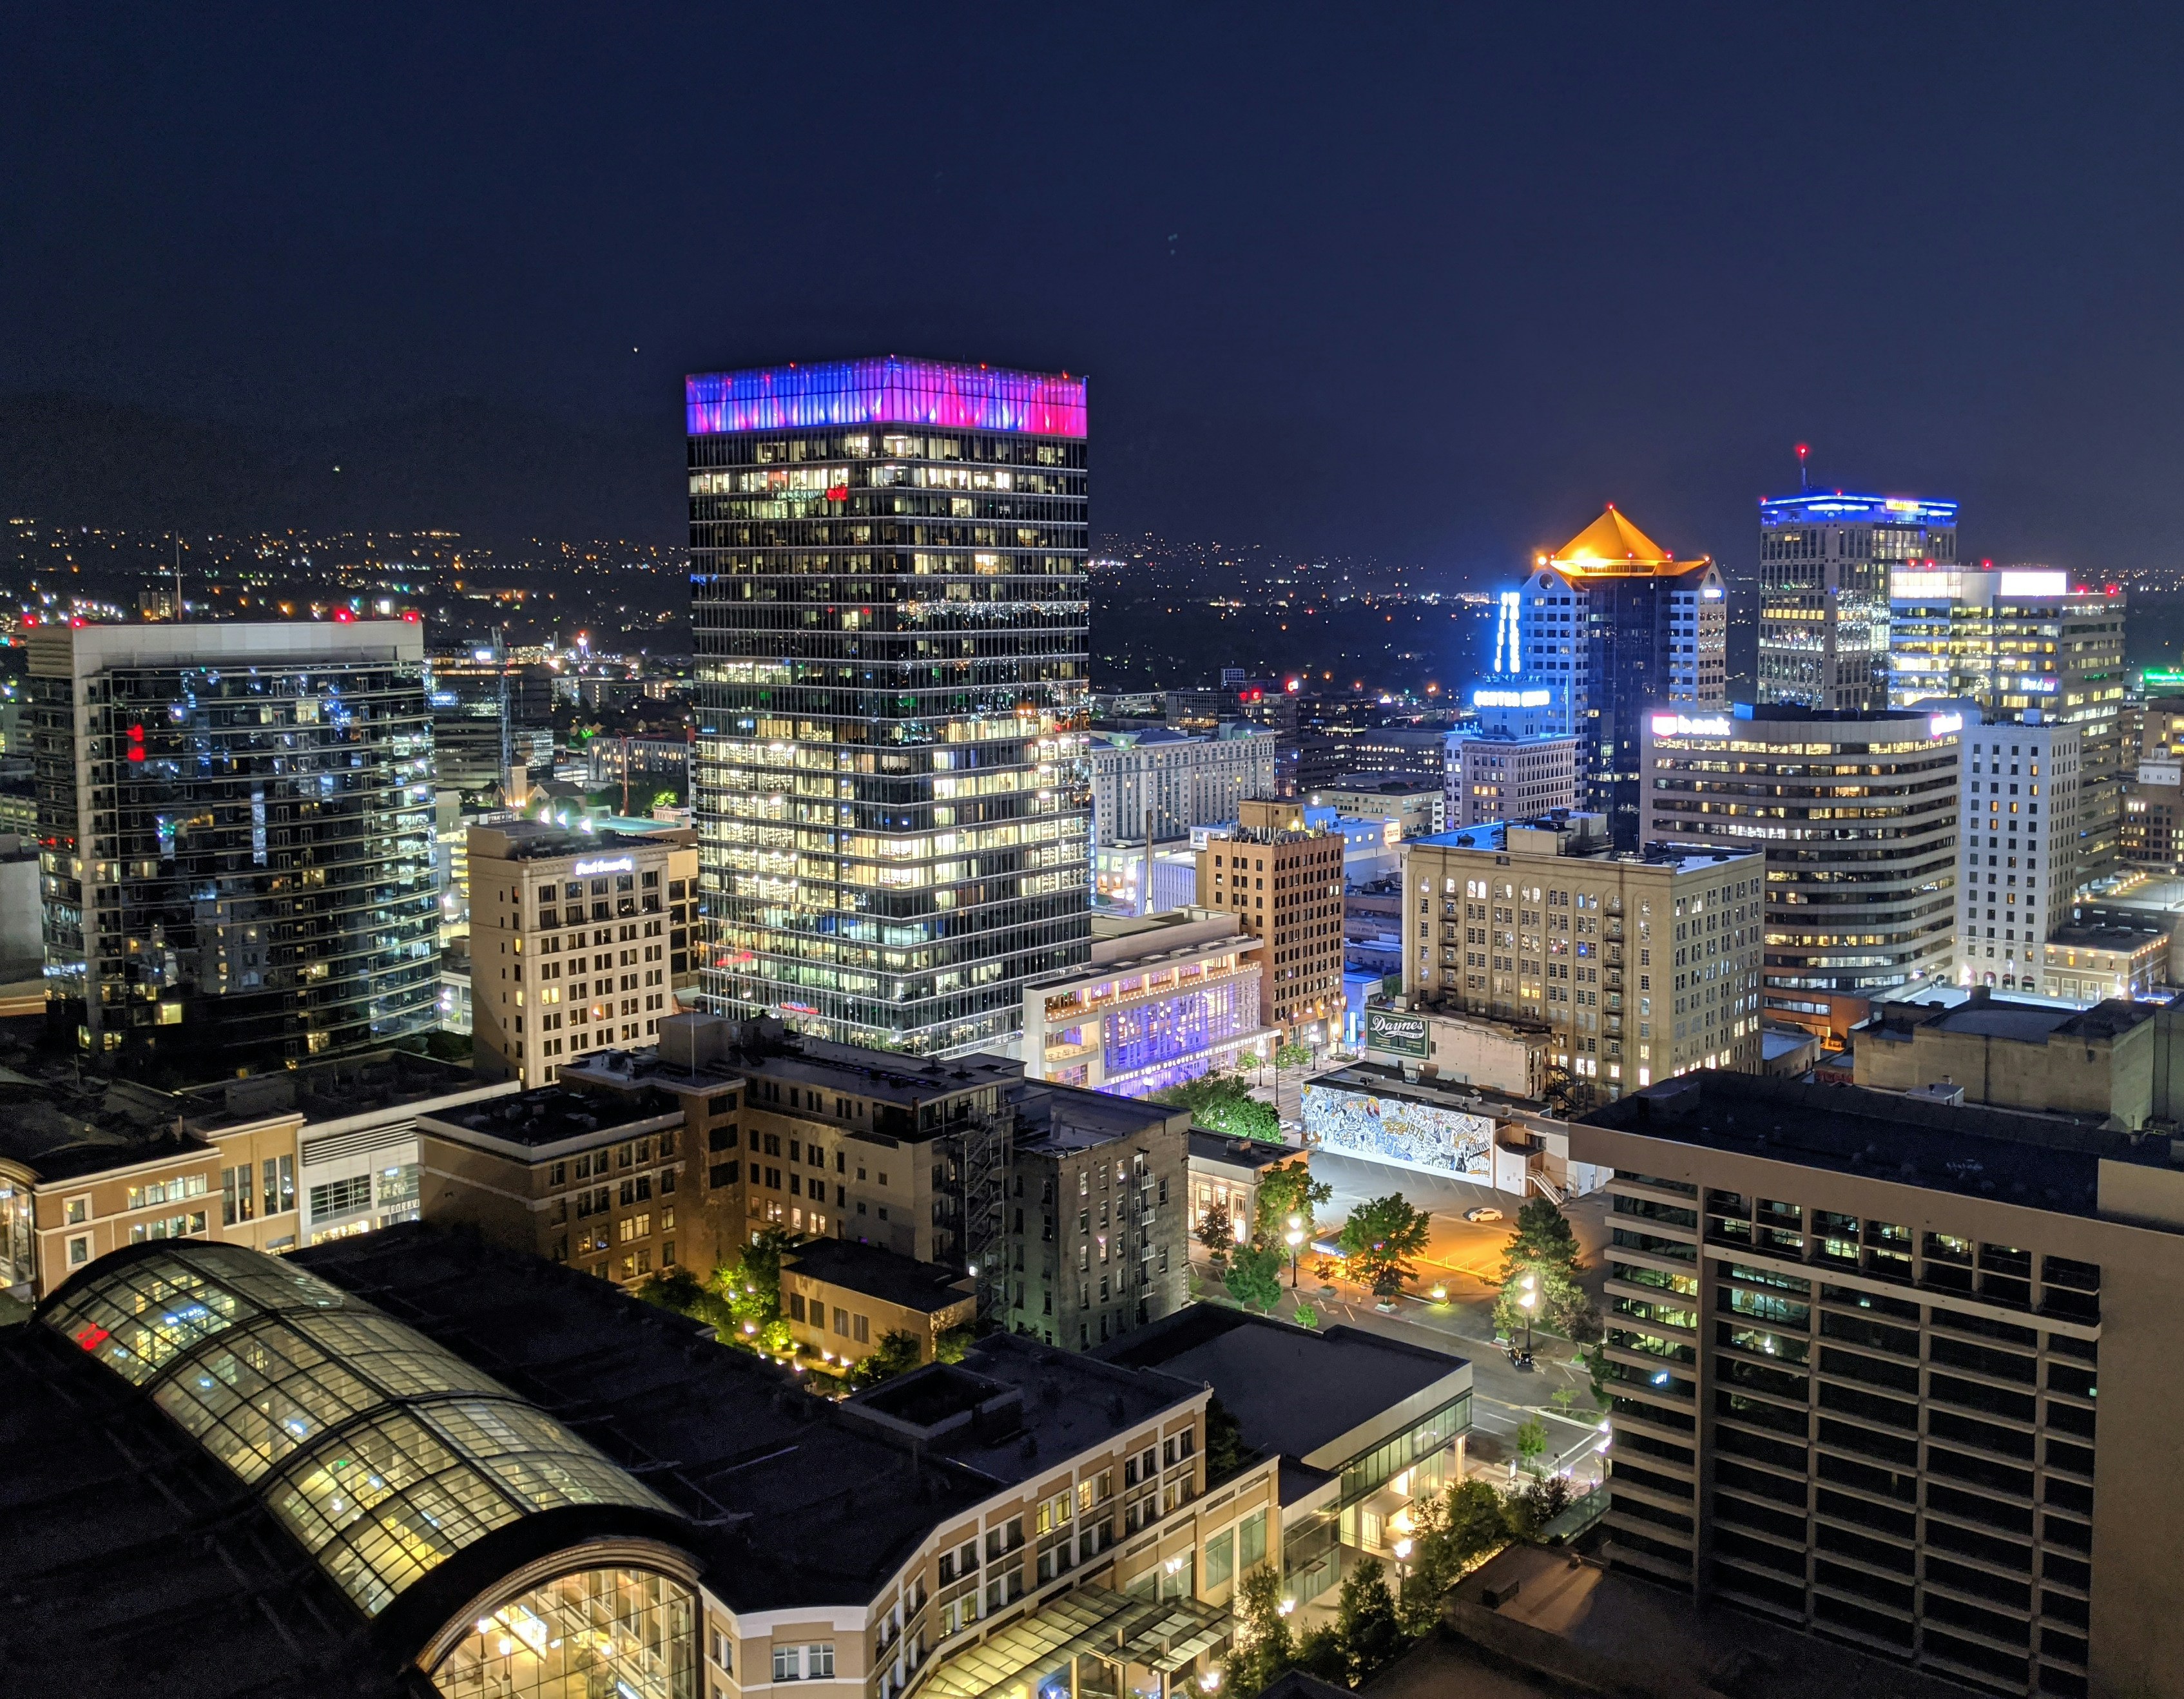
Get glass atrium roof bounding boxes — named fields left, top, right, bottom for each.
left=41, top=1243, right=675, bottom=1618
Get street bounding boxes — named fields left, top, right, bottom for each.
left=1199, top=1142, right=1616, bottom=1489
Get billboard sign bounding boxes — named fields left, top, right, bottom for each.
left=1366, top=1008, right=1429, bottom=1058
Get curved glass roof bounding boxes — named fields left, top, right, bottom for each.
left=41, top=1242, right=676, bottom=1618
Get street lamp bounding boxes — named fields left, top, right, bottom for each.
left=1285, top=1214, right=1304, bottom=1289
left=1518, top=1271, right=1537, bottom=1363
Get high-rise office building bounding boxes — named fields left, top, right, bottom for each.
left=1402, top=811, right=1764, bottom=1100
left=1641, top=703, right=1963, bottom=1023
left=686, top=357, right=1092, bottom=1055
left=29, top=620, right=437, bottom=1071
left=1891, top=566, right=2126, bottom=887
left=1959, top=718, right=2080, bottom=992
left=1494, top=508, right=1727, bottom=846
left=1757, top=492, right=1957, bottom=712
left=1582, top=1069, right=2184, bottom=1699
left=1444, top=728, right=1580, bottom=827
left=1087, top=724, right=1277, bottom=848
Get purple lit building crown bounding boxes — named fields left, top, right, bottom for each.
left=687, top=356, right=1086, bottom=439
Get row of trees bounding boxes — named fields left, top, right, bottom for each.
left=1155, top=1070, right=1283, bottom=1143
left=635, top=1228, right=965, bottom=1388
left=1197, top=1158, right=1331, bottom=1310
left=1228, top=1473, right=1565, bottom=1693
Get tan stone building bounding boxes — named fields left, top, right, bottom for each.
left=1853, top=992, right=2158, bottom=1128
left=1399, top=811, right=1763, bottom=1102
left=2040, top=919, right=2168, bottom=1003
left=1580, top=1069, right=2184, bottom=1699
left=1195, top=798, right=1346, bottom=1042
left=468, top=818, right=700, bottom=1089
left=782, top=1238, right=975, bottom=1367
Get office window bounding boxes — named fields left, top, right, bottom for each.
left=1237, top=1508, right=1267, bottom=1569
left=261, top=1155, right=295, bottom=1216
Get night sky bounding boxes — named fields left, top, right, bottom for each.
left=6, top=5, right=2183, bottom=577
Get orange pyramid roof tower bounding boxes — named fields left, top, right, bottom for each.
left=1544, top=505, right=1710, bottom=577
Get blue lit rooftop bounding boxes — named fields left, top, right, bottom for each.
left=1759, top=492, right=1958, bottom=524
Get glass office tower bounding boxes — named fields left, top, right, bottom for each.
left=1757, top=492, right=1957, bottom=711
left=30, top=620, right=438, bottom=1072
left=687, top=357, right=1092, bottom=1053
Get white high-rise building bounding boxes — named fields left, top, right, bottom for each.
left=1957, top=715, right=2081, bottom=992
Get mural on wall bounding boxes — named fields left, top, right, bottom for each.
left=1302, top=1083, right=1493, bottom=1175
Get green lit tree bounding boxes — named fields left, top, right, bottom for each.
left=1224, top=1565, right=1293, bottom=1697
left=1493, top=1197, right=1600, bottom=1345
left=1514, top=1416, right=1549, bottom=1478
left=1338, top=1194, right=1433, bottom=1300
left=849, top=1329, right=925, bottom=1387
left=1395, top=1479, right=1512, bottom=1633
left=1251, top=1159, right=1331, bottom=1249
left=1224, top=1242, right=1286, bottom=1312
left=1195, top=1200, right=1235, bottom=1276
left=1335, top=1555, right=1406, bottom=1684
left=1155, top=1071, right=1283, bottom=1143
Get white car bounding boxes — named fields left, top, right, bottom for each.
left=1464, top=1205, right=1504, bottom=1224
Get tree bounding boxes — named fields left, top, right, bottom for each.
left=1195, top=1200, right=1235, bottom=1275
left=934, top=1323, right=973, bottom=1364
left=1224, top=1243, right=1286, bottom=1312
left=1514, top=1416, right=1549, bottom=1478
left=724, top=1226, right=795, bottom=1333
left=1252, top=1159, right=1331, bottom=1250
left=1493, top=1197, right=1598, bottom=1343
left=1338, top=1195, right=1433, bottom=1300
left=849, top=1329, right=925, bottom=1387
left=652, top=787, right=681, bottom=812
left=634, top=1265, right=735, bottom=1341
left=1291, top=1301, right=1319, bottom=1330
left=1225, top=1565, right=1293, bottom=1697
left=1155, top=1072, right=1283, bottom=1144
left=1292, top=1626, right=1347, bottom=1684
left=1335, top=1555, right=1405, bottom=1684
left=1204, top=1395, right=1249, bottom=1484
left=1396, top=1480, right=1511, bottom=1633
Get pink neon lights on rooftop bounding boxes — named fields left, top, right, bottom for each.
left=686, top=356, right=1086, bottom=439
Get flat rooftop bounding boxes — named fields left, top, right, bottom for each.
left=1187, top=1129, right=1299, bottom=1175
left=1095, top=1306, right=1467, bottom=1477
left=784, top=1238, right=973, bottom=1314
left=563, top=1028, right=1022, bottom=1113
left=1862, top=993, right=2154, bottom=1048
left=1581, top=1070, right=2159, bottom=1218
left=2048, top=922, right=2167, bottom=951
left=1009, top=1079, right=1186, bottom=1155
left=178, top=1047, right=501, bottom=1133
left=418, top=1083, right=679, bottom=1148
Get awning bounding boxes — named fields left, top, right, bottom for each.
left=921, top=1586, right=1233, bottom=1699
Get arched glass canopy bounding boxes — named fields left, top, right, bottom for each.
left=41, top=1242, right=675, bottom=1618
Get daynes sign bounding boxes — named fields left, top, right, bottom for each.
left=1366, top=1008, right=1429, bottom=1058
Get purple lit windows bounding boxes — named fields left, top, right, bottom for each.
left=687, top=357, right=1086, bottom=439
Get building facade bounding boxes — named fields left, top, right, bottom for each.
left=1581, top=1069, right=2184, bottom=1699
left=1495, top=508, right=1728, bottom=847
left=1759, top=491, right=1958, bottom=713
left=1891, top=567, right=2125, bottom=887
left=1444, top=729, right=1580, bottom=829
left=688, top=356, right=1093, bottom=1055
left=1640, top=704, right=1963, bottom=1019
left=1001, top=1081, right=1193, bottom=1350
left=1022, top=909, right=1271, bottom=1097
left=2040, top=921, right=2168, bottom=1004
left=1400, top=812, right=1763, bottom=1102
left=1194, top=800, right=1346, bottom=1042
left=1306, top=774, right=1446, bottom=839
left=29, top=620, right=437, bottom=1070
left=1959, top=719, right=2080, bottom=991
left=1089, top=725, right=1277, bottom=849
left=467, top=818, right=701, bottom=1088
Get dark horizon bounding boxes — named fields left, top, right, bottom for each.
left=8, top=7, right=2184, bottom=582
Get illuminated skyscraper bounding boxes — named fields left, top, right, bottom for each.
left=1756, top=491, right=1957, bottom=711
left=1891, top=564, right=2126, bottom=887
left=686, top=357, right=1092, bottom=1053
left=30, top=620, right=438, bottom=1070
left=1481, top=507, right=1726, bottom=846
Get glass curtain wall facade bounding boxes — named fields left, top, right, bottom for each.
left=32, top=624, right=437, bottom=1071
left=687, top=357, right=1093, bottom=1054
left=1757, top=494, right=1958, bottom=713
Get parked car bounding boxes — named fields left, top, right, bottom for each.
left=1463, top=1205, right=1504, bottom=1223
